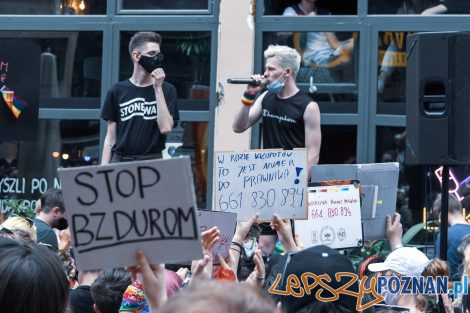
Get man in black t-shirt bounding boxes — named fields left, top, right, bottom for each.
left=233, top=44, right=321, bottom=176
left=101, top=32, right=179, bottom=164
left=232, top=45, right=321, bottom=256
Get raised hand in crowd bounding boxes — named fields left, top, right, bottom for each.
left=230, top=213, right=260, bottom=275
left=386, top=212, right=403, bottom=250
left=244, top=249, right=266, bottom=289
left=271, top=213, right=300, bottom=253
left=133, top=249, right=167, bottom=313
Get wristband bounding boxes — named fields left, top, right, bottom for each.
left=241, top=91, right=257, bottom=106
left=231, top=241, right=244, bottom=251
left=255, top=275, right=265, bottom=281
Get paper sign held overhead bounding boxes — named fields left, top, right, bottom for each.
left=214, top=149, right=308, bottom=221
left=295, top=182, right=363, bottom=250
left=57, top=157, right=202, bottom=271
left=198, top=210, right=237, bottom=263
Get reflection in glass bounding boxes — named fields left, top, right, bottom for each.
left=375, top=126, right=426, bottom=230
left=377, top=31, right=416, bottom=114
left=120, top=31, right=211, bottom=110
left=0, top=0, right=105, bottom=15
left=264, top=0, right=357, bottom=15
left=165, top=121, right=208, bottom=208
left=369, top=0, right=470, bottom=14
left=0, top=119, right=99, bottom=217
left=0, top=31, right=103, bottom=109
left=264, top=31, right=358, bottom=113
left=122, top=0, right=209, bottom=11
left=319, top=125, right=357, bottom=164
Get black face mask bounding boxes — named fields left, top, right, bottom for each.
left=55, top=217, right=69, bottom=231
left=138, top=53, right=164, bottom=73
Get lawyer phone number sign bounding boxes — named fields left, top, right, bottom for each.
left=295, top=183, right=363, bottom=249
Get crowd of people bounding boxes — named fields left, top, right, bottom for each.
left=1, top=187, right=470, bottom=313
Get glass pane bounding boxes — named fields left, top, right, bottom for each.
left=264, top=31, right=359, bottom=114
left=0, top=0, right=106, bottom=15
left=0, top=119, right=99, bottom=218
left=0, top=31, right=103, bottom=109
left=369, top=0, right=470, bottom=14
left=377, top=31, right=416, bottom=115
left=165, top=121, right=208, bottom=209
left=319, top=125, right=357, bottom=164
left=120, top=31, right=211, bottom=111
left=122, top=0, right=209, bottom=11
left=265, top=0, right=357, bottom=15
left=375, top=126, right=426, bottom=230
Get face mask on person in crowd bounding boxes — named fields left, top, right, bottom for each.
left=381, top=287, right=399, bottom=305
left=53, top=215, right=69, bottom=231
left=138, top=53, right=164, bottom=73
left=243, top=238, right=258, bottom=258
left=266, top=69, right=287, bottom=93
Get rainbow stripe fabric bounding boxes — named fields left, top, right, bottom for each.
left=1, top=86, right=28, bottom=119
left=119, top=280, right=147, bottom=312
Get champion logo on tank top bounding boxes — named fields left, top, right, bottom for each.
left=119, top=97, right=157, bottom=121
left=262, top=109, right=296, bottom=123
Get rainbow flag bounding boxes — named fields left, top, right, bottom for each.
left=1, top=86, right=28, bottom=119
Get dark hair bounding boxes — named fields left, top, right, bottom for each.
left=90, top=268, right=132, bottom=313
left=39, top=188, right=65, bottom=214
left=159, top=281, right=277, bottom=313
left=0, top=237, right=69, bottom=313
left=128, top=32, right=162, bottom=54
left=432, top=193, right=462, bottom=216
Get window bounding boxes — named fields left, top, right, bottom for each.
left=369, top=0, right=470, bottom=14
left=263, top=31, right=359, bottom=113
left=0, top=119, right=99, bottom=215
left=119, top=0, right=210, bottom=13
left=0, top=31, right=103, bottom=109
left=264, top=0, right=357, bottom=15
left=320, top=125, right=357, bottom=164
left=0, top=0, right=105, bottom=15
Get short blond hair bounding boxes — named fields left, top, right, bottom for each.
left=264, top=45, right=301, bottom=79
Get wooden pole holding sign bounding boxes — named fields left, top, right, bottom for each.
left=214, top=149, right=308, bottom=221
left=57, top=157, right=202, bottom=271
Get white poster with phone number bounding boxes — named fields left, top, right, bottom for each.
left=295, top=184, right=363, bottom=250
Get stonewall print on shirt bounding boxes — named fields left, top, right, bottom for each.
left=119, top=97, right=157, bottom=121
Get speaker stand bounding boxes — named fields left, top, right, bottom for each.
left=439, top=165, right=449, bottom=261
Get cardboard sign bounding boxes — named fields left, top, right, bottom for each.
left=57, top=157, right=202, bottom=271
left=197, top=209, right=237, bottom=262
left=310, top=163, right=399, bottom=240
left=214, top=149, right=308, bottom=221
left=295, top=182, right=363, bottom=249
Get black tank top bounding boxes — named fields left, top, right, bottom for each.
left=261, top=91, right=311, bottom=149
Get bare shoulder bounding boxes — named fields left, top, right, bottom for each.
left=304, top=101, right=320, bottom=119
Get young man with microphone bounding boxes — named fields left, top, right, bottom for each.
left=232, top=45, right=321, bottom=257
left=232, top=44, right=321, bottom=176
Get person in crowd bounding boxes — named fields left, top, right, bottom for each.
left=368, top=247, right=430, bottom=310
left=69, top=270, right=102, bottom=313
left=101, top=31, right=179, bottom=164
left=34, top=188, right=68, bottom=252
left=0, top=236, right=69, bottom=313
left=433, top=193, right=470, bottom=281
left=91, top=268, right=133, bottom=313
left=0, top=213, right=36, bottom=244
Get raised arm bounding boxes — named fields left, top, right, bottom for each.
left=304, top=101, right=321, bottom=176
left=232, top=87, right=266, bottom=133
left=101, top=120, right=116, bottom=165
left=152, top=68, right=174, bottom=134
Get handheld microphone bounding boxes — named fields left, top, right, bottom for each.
left=227, top=78, right=259, bottom=85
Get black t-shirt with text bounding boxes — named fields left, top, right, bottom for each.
left=261, top=91, right=311, bottom=149
left=101, top=80, right=179, bottom=155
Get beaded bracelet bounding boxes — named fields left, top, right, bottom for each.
left=241, top=91, right=257, bottom=106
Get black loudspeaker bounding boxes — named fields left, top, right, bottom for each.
left=406, top=31, right=470, bottom=165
